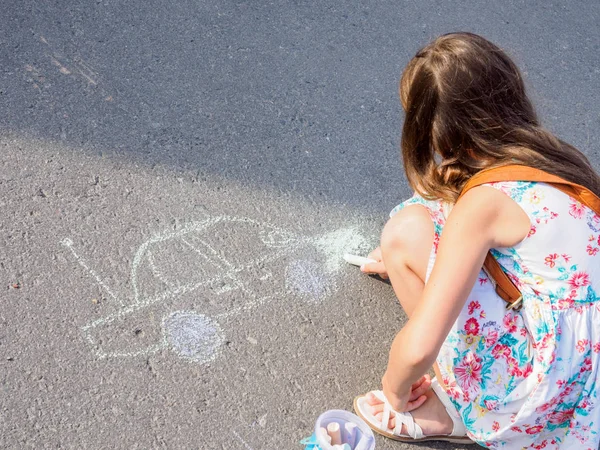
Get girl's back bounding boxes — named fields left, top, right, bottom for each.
left=488, top=181, right=600, bottom=310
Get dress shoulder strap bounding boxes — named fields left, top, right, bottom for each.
left=458, top=164, right=600, bottom=310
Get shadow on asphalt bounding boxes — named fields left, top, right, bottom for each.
left=4, top=1, right=599, bottom=217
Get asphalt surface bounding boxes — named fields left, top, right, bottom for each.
left=1, top=1, right=599, bottom=449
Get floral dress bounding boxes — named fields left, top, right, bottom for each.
left=391, top=182, right=600, bottom=449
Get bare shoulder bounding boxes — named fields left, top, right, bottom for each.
left=451, top=186, right=530, bottom=248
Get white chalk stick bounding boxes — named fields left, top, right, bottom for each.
left=353, top=434, right=374, bottom=450
left=318, top=427, right=331, bottom=444
left=343, top=253, right=377, bottom=267
left=327, top=422, right=342, bottom=445
left=341, top=444, right=351, bottom=450
left=343, top=422, right=357, bottom=448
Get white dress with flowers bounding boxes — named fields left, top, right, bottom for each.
left=391, top=182, right=600, bottom=449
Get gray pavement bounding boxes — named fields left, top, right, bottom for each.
left=1, top=1, right=599, bottom=449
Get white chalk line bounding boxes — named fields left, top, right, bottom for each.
left=82, top=222, right=307, bottom=330
left=81, top=256, right=280, bottom=331
left=82, top=276, right=218, bottom=331
left=181, top=236, right=232, bottom=270
left=60, top=238, right=123, bottom=307
left=65, top=216, right=370, bottom=362
left=129, top=217, right=282, bottom=305
left=258, top=271, right=272, bottom=281
left=147, top=249, right=176, bottom=291
left=232, top=430, right=254, bottom=450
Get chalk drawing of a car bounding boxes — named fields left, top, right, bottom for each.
left=61, top=216, right=368, bottom=364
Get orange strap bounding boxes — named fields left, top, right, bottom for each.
left=459, top=164, right=600, bottom=310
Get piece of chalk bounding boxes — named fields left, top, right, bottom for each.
left=327, top=422, right=342, bottom=445
left=319, top=427, right=331, bottom=444
left=343, top=422, right=357, bottom=448
left=353, top=434, right=374, bottom=450
left=343, top=253, right=377, bottom=267
left=341, top=444, right=351, bottom=450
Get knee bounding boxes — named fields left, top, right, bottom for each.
left=380, top=205, right=434, bottom=262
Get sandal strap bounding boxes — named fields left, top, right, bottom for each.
left=380, top=396, right=391, bottom=433
left=430, top=378, right=468, bottom=437
left=373, top=391, right=424, bottom=439
left=391, top=407, right=424, bottom=439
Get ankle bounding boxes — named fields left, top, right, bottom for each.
left=410, top=391, right=454, bottom=435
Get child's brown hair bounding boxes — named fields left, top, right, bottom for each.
left=400, top=32, right=600, bottom=202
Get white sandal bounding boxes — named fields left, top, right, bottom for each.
left=353, top=378, right=474, bottom=444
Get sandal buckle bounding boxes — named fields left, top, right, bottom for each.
left=506, top=296, right=523, bottom=311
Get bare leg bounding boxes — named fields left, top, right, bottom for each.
left=375, top=205, right=453, bottom=435
left=380, top=205, right=445, bottom=384
left=380, top=205, right=433, bottom=316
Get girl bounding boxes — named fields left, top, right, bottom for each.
left=353, top=32, right=600, bottom=449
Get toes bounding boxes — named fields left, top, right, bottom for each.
left=365, top=392, right=382, bottom=406
left=370, top=403, right=384, bottom=416
left=374, top=412, right=396, bottom=430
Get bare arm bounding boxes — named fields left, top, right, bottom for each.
left=381, top=186, right=529, bottom=410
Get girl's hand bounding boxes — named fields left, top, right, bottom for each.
left=360, top=247, right=388, bottom=279
left=381, top=372, right=430, bottom=412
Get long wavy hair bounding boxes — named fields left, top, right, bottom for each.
left=400, top=32, right=600, bottom=203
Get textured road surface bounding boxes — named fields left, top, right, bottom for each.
left=1, top=1, right=599, bottom=449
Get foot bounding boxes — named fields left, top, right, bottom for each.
left=366, top=388, right=454, bottom=436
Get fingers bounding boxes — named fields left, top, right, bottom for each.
left=360, top=261, right=388, bottom=278
left=409, top=375, right=432, bottom=401
left=411, top=374, right=431, bottom=390
left=361, top=247, right=389, bottom=278
left=403, top=394, right=427, bottom=412
left=368, top=392, right=427, bottom=415
left=368, top=391, right=426, bottom=433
